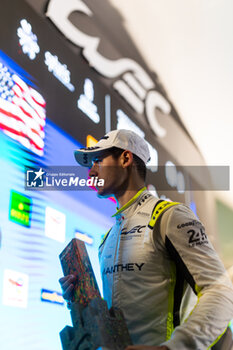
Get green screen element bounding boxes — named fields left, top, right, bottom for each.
left=9, top=191, right=32, bottom=227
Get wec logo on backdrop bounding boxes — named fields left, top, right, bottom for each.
left=46, top=0, right=172, bottom=138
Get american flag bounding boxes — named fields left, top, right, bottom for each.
left=0, top=61, right=46, bottom=156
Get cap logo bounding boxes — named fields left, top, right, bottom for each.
left=99, top=135, right=109, bottom=141
left=79, top=146, right=100, bottom=151
left=86, top=146, right=100, bottom=150
left=83, top=154, right=88, bottom=164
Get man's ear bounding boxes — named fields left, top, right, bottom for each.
left=121, top=150, right=134, bottom=168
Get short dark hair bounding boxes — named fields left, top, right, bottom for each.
left=110, top=147, right=146, bottom=181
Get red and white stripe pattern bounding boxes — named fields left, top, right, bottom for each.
left=0, top=62, right=46, bottom=156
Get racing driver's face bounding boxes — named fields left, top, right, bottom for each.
left=88, top=150, right=127, bottom=198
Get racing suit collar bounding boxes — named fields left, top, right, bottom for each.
left=112, top=187, right=147, bottom=218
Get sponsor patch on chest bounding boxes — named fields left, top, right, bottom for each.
left=103, top=263, right=145, bottom=275
left=120, top=225, right=146, bottom=240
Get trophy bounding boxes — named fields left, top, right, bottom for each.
left=59, top=238, right=132, bottom=350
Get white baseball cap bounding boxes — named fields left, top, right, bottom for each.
left=74, top=129, right=150, bottom=167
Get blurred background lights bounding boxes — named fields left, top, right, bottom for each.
left=17, top=19, right=40, bottom=60
left=165, top=160, right=185, bottom=194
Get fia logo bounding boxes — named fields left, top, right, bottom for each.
left=26, top=168, right=45, bottom=187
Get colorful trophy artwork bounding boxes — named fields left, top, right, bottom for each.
left=59, top=238, right=132, bottom=350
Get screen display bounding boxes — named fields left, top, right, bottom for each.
left=0, top=50, right=116, bottom=349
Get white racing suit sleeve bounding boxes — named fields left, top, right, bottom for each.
left=160, top=204, right=233, bottom=350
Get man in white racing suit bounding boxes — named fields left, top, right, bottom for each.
left=60, top=129, right=233, bottom=350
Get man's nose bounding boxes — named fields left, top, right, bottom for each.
left=89, top=163, right=98, bottom=178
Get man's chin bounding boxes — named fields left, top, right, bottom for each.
left=96, top=187, right=113, bottom=199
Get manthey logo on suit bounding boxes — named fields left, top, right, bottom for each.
left=46, top=0, right=172, bottom=139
